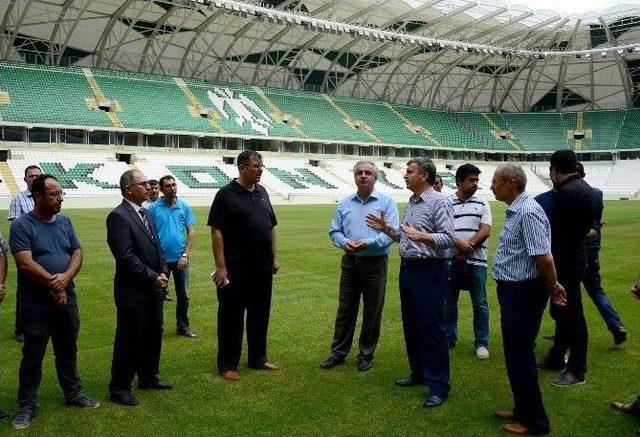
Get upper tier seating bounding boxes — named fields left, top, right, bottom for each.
left=0, top=61, right=638, bottom=151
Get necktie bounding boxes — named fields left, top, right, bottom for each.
left=138, top=208, right=154, bottom=240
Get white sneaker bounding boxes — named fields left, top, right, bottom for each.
left=476, top=346, right=489, bottom=359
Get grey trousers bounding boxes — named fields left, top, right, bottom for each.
left=329, top=254, right=388, bottom=360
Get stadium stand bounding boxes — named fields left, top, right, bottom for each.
left=0, top=61, right=638, bottom=153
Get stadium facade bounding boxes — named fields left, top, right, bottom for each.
left=0, top=0, right=639, bottom=206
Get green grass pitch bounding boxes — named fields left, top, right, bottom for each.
left=0, top=201, right=638, bottom=436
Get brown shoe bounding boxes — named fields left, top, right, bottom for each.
left=220, top=370, right=240, bottom=381
left=501, top=423, right=532, bottom=435
left=612, top=401, right=640, bottom=417
left=494, top=410, right=517, bottom=420
left=260, top=362, right=279, bottom=371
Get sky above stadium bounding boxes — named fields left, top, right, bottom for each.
left=503, top=0, right=639, bottom=14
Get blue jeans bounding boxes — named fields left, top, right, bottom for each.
left=444, top=263, right=489, bottom=348
left=399, top=259, right=451, bottom=398
left=497, top=279, right=550, bottom=435
left=583, top=249, right=624, bottom=333
left=167, top=262, right=190, bottom=332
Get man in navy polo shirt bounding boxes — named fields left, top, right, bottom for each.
left=208, top=150, right=279, bottom=381
left=149, top=175, right=196, bottom=338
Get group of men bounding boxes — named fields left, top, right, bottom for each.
left=0, top=149, right=634, bottom=434
left=321, top=150, right=628, bottom=434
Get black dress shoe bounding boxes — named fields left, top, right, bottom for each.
left=320, top=356, right=345, bottom=369
left=138, top=380, right=173, bottom=390
left=423, top=394, right=445, bottom=408
left=110, top=393, right=139, bottom=406
left=357, top=357, right=372, bottom=372
left=394, top=376, right=424, bottom=387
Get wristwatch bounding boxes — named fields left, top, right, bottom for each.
left=182, top=253, right=189, bottom=258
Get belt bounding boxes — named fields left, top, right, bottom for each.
left=495, top=277, right=541, bottom=286
left=401, top=257, right=446, bottom=266
left=344, top=254, right=388, bottom=261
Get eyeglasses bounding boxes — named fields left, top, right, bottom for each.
left=491, top=179, right=507, bottom=186
left=42, top=191, right=66, bottom=198
left=128, top=181, right=150, bottom=188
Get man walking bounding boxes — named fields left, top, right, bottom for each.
left=367, top=157, right=455, bottom=408
left=9, top=174, right=99, bottom=429
left=209, top=150, right=279, bottom=381
left=149, top=175, right=197, bottom=338
left=577, top=163, right=626, bottom=345
left=539, top=150, right=595, bottom=387
left=444, top=164, right=492, bottom=359
left=107, top=170, right=171, bottom=406
left=322, top=161, right=399, bottom=372
left=490, top=163, right=565, bottom=435
left=9, top=165, right=42, bottom=343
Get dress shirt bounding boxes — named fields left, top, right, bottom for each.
left=493, top=192, right=551, bottom=282
left=397, top=187, right=455, bottom=259
left=8, top=190, right=34, bottom=220
left=329, top=190, right=399, bottom=257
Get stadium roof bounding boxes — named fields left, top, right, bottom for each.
left=1, top=0, right=640, bottom=112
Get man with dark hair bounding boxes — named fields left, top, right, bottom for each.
left=539, top=149, right=595, bottom=387
left=107, top=169, right=171, bottom=407
left=491, top=163, right=565, bottom=435
left=322, top=161, right=399, bottom=372
left=143, top=180, right=160, bottom=208
left=434, top=175, right=443, bottom=192
left=577, top=163, right=626, bottom=344
left=149, top=175, right=197, bottom=338
left=367, top=157, right=455, bottom=408
left=9, top=164, right=42, bottom=343
left=444, top=164, right=492, bottom=359
left=209, top=150, right=279, bottom=380
left=9, top=174, right=99, bottom=429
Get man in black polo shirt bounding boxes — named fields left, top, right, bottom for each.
left=540, top=150, right=595, bottom=387
left=208, top=150, right=279, bottom=380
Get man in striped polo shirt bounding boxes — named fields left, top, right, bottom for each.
left=444, top=164, right=492, bottom=359
left=491, top=163, right=566, bottom=435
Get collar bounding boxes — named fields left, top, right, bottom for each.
left=230, top=179, right=258, bottom=193
left=351, top=190, right=379, bottom=203
left=124, top=198, right=143, bottom=214
left=506, top=192, right=529, bottom=214
left=22, top=189, right=32, bottom=197
left=556, top=173, right=581, bottom=189
left=410, top=187, right=433, bottom=204
left=453, top=192, right=478, bottom=203
left=161, top=196, right=179, bottom=208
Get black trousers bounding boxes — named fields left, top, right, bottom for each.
left=497, top=279, right=549, bottom=435
left=216, top=268, right=273, bottom=373
left=109, top=299, right=164, bottom=395
left=329, top=254, right=387, bottom=360
left=547, top=270, right=588, bottom=379
left=18, top=307, right=83, bottom=409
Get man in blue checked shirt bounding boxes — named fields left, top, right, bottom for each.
left=367, top=157, right=455, bottom=408
left=491, top=163, right=566, bottom=436
left=322, top=161, right=399, bottom=373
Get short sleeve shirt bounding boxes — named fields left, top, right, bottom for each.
left=9, top=212, right=81, bottom=310
left=148, top=198, right=196, bottom=263
left=207, top=180, right=277, bottom=271
left=448, top=193, right=492, bottom=267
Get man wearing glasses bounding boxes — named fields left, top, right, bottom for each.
left=106, top=170, right=170, bottom=406
left=9, top=174, right=99, bottom=429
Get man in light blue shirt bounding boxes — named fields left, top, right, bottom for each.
left=322, top=161, right=399, bottom=372
left=148, top=175, right=196, bottom=338
left=491, top=163, right=565, bottom=436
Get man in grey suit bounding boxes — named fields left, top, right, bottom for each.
left=106, top=169, right=170, bottom=406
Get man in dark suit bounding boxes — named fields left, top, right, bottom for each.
left=107, top=169, right=170, bottom=406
